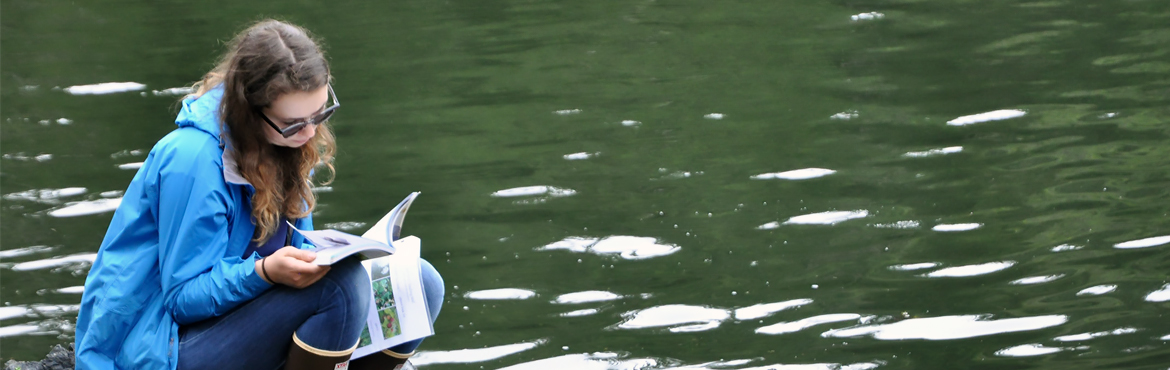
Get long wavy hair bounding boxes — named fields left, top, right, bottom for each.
left=189, top=19, right=337, bottom=243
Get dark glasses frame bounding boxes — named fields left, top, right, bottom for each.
left=257, top=84, right=340, bottom=138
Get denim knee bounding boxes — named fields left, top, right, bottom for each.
left=419, top=258, right=444, bottom=323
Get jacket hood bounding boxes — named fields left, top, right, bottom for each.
left=175, top=85, right=225, bottom=144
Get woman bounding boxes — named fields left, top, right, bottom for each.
left=75, top=19, right=442, bottom=370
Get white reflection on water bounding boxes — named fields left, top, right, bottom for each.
left=822, top=314, right=1067, bottom=340
left=850, top=12, right=885, bottom=21
left=498, top=352, right=659, bottom=370
left=464, top=288, right=536, bottom=300
left=0, top=325, right=40, bottom=338
left=1161, top=334, right=1170, bottom=341
left=412, top=339, right=545, bottom=366
left=0, top=304, right=80, bottom=320
left=888, top=262, right=939, bottom=271
left=615, top=304, right=730, bottom=331
left=491, top=185, right=577, bottom=198
left=1010, top=274, right=1065, bottom=285
left=56, top=286, right=85, bottom=294
left=774, top=210, right=869, bottom=226
left=994, top=343, right=1067, bottom=357
left=11, top=253, right=97, bottom=271
left=553, top=291, right=622, bottom=304
left=673, top=362, right=880, bottom=370
left=734, top=299, right=813, bottom=320
left=554, top=109, right=581, bottom=115
left=151, top=87, right=194, bottom=96
left=3, top=187, right=86, bottom=204
left=1114, top=235, right=1170, bottom=249
left=903, top=146, right=962, bottom=158
left=1145, top=284, right=1170, bottom=302
left=923, top=261, right=1015, bottom=277
left=118, top=162, right=144, bottom=170
left=830, top=111, right=858, bottom=120
left=621, top=120, right=641, bottom=127
left=871, top=220, right=919, bottom=229
left=561, top=308, right=601, bottom=317
left=1054, top=327, right=1137, bottom=342
left=63, top=82, right=146, bottom=95
left=1051, top=244, right=1083, bottom=252
left=931, top=223, right=982, bottom=232
left=750, top=168, right=836, bottom=180
left=47, top=198, right=122, bottom=217
left=564, top=152, right=600, bottom=160
left=538, top=236, right=680, bottom=260
left=0, top=245, right=54, bottom=259
left=704, top=113, right=724, bottom=120
left=1076, top=285, right=1117, bottom=296
left=756, top=313, right=867, bottom=335
left=946, top=109, right=1026, bottom=126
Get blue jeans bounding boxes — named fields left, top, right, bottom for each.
left=176, top=257, right=444, bottom=369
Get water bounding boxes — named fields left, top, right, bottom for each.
left=3, top=0, right=1170, bottom=368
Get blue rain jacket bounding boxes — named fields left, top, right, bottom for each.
left=74, top=86, right=315, bottom=369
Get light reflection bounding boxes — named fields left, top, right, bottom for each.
left=11, top=253, right=97, bottom=271
left=1010, top=274, right=1065, bottom=285
left=118, top=162, right=144, bottom=170
left=994, top=343, right=1067, bottom=357
left=903, top=146, right=962, bottom=158
left=615, top=304, right=730, bottom=331
left=733, top=299, right=813, bottom=320
left=1054, top=327, right=1137, bottom=341
left=464, top=288, right=536, bottom=300
left=0, top=325, right=40, bottom=338
left=1076, top=285, right=1117, bottom=296
left=55, top=286, right=85, bottom=294
left=931, top=223, right=982, bottom=232
left=563, top=152, right=600, bottom=160
left=945, top=109, right=1026, bottom=126
left=871, top=220, right=920, bottom=229
left=704, top=113, right=724, bottom=120
left=888, top=262, right=939, bottom=271
left=822, top=314, right=1067, bottom=340
left=553, top=291, right=622, bottom=304
left=47, top=198, right=122, bottom=217
left=2, top=187, right=86, bottom=204
left=560, top=308, right=601, bottom=317
left=756, top=313, right=867, bottom=335
left=923, top=261, right=1015, bottom=278
left=669, top=360, right=880, bottom=370
left=497, top=352, right=660, bottom=370
left=491, top=185, right=577, bottom=198
left=1051, top=244, right=1082, bottom=252
left=63, top=82, right=146, bottom=95
left=1113, top=235, right=1170, bottom=249
left=1145, top=284, right=1170, bottom=302
left=411, top=339, right=545, bottom=366
left=779, top=210, right=869, bottom=226
left=750, top=168, right=836, bottom=180
left=538, top=236, right=680, bottom=260
left=0, top=245, right=54, bottom=259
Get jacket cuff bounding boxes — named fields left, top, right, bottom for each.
left=244, top=255, right=274, bottom=291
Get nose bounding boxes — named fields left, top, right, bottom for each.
left=297, top=122, right=318, bottom=140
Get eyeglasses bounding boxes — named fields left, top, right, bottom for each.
left=257, top=84, right=340, bottom=138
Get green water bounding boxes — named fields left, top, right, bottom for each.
left=3, top=0, right=1170, bottom=368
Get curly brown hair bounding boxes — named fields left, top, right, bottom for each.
left=189, top=19, right=337, bottom=243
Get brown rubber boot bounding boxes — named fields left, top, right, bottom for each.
left=346, top=349, right=414, bottom=370
left=284, top=333, right=357, bottom=370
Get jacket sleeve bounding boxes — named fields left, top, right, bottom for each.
left=156, top=139, right=271, bottom=325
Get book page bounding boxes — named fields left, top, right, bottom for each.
left=352, top=236, right=433, bottom=359
left=287, top=222, right=396, bottom=265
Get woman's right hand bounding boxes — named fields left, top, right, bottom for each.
left=256, top=247, right=331, bottom=288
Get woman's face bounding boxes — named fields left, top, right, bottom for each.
left=260, top=85, right=329, bottom=148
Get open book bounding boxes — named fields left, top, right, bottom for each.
left=290, top=192, right=434, bottom=358
left=290, top=192, right=419, bottom=266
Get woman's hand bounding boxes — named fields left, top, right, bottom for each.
left=255, top=247, right=331, bottom=288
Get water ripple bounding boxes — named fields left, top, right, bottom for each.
left=10, top=253, right=97, bottom=272
left=47, top=198, right=122, bottom=217
left=994, top=343, right=1070, bottom=357
left=63, top=82, right=146, bottom=95
left=1145, top=284, right=1170, bottom=302
left=1010, top=274, right=1065, bottom=285
left=1113, top=235, right=1170, bottom=249
left=538, top=236, right=681, bottom=260
left=615, top=304, right=730, bottom=331
left=1076, top=285, right=1117, bottom=296
left=733, top=299, right=813, bottom=320
left=750, top=168, right=836, bottom=180
left=822, top=314, right=1067, bottom=340
left=412, top=339, right=545, bottom=366
left=946, top=109, right=1026, bottom=126
left=756, top=313, right=867, bottom=335
left=553, top=290, right=622, bottom=304
left=923, top=261, right=1015, bottom=278
left=464, top=288, right=536, bottom=300
left=491, top=185, right=577, bottom=198
left=931, top=223, right=982, bottom=232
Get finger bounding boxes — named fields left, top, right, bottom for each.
left=283, top=260, right=328, bottom=276
left=289, top=248, right=318, bottom=262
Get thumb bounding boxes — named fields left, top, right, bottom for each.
left=287, top=248, right=318, bottom=262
